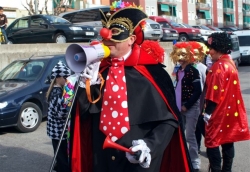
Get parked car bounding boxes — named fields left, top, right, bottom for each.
left=228, top=33, right=241, bottom=68
left=191, top=25, right=213, bottom=42
left=149, top=16, right=201, bottom=42
left=5, top=14, right=98, bottom=44
left=144, top=19, right=163, bottom=40
left=206, top=25, right=223, bottom=32
left=59, top=6, right=110, bottom=39
left=219, top=27, right=239, bottom=33
left=234, top=30, right=250, bottom=64
left=158, top=22, right=179, bottom=41
left=0, top=54, right=71, bottom=132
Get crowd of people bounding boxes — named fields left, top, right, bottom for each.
left=45, top=1, right=250, bottom=172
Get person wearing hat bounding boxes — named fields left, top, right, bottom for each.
left=46, top=61, right=71, bottom=172
left=170, top=42, right=202, bottom=172
left=204, top=32, right=250, bottom=172
left=68, top=1, right=192, bottom=172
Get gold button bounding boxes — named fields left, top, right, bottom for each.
left=111, top=156, right=115, bottom=160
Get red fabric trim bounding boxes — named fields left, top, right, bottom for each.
left=71, top=102, right=82, bottom=172
left=134, top=65, right=190, bottom=172
left=71, top=102, right=93, bottom=172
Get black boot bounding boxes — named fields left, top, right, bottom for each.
left=221, top=143, right=234, bottom=172
left=207, top=147, right=222, bottom=172
left=221, top=158, right=233, bottom=172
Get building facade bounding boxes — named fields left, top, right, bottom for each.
left=1, top=0, right=250, bottom=29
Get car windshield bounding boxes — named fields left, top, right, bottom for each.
left=211, top=27, right=222, bottom=31
left=0, top=60, right=47, bottom=81
left=200, top=25, right=211, bottom=30
left=238, top=36, right=250, bottom=46
left=182, top=23, right=193, bottom=28
left=229, top=27, right=238, bottom=31
left=170, top=21, right=181, bottom=27
left=45, top=15, right=70, bottom=24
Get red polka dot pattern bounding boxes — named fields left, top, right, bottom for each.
left=99, top=58, right=130, bottom=142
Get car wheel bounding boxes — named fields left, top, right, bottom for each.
left=16, top=102, right=42, bottom=133
left=179, top=34, right=189, bottom=42
left=7, top=40, right=13, bottom=44
left=54, top=33, right=67, bottom=43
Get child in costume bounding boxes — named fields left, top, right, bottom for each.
left=46, top=61, right=71, bottom=172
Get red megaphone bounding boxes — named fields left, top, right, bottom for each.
left=103, top=136, right=133, bottom=153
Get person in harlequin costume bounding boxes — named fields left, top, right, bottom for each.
left=170, top=42, right=202, bottom=172
left=67, top=1, right=192, bottom=172
left=204, top=32, right=250, bottom=172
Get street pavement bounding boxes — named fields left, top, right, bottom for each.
left=0, top=65, right=250, bottom=172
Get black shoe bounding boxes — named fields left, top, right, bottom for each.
left=194, top=169, right=200, bottom=172
left=198, top=149, right=201, bottom=154
left=53, top=163, right=58, bottom=172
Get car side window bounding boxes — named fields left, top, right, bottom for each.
left=159, top=22, right=171, bottom=28
left=30, top=17, right=46, bottom=28
left=12, top=18, right=29, bottom=29
left=62, top=13, right=74, bottom=21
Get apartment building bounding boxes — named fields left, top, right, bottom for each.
left=1, top=0, right=250, bottom=29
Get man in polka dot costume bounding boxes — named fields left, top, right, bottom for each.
left=68, top=2, right=192, bottom=172
left=204, top=32, right=250, bottom=172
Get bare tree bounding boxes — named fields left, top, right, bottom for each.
left=53, top=0, right=72, bottom=16
left=22, top=0, right=72, bottom=16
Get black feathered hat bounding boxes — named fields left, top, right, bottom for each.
left=99, top=1, right=148, bottom=45
left=206, top=32, right=232, bottom=54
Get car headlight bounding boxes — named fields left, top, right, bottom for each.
left=93, top=27, right=97, bottom=30
left=69, top=27, right=83, bottom=31
left=145, top=23, right=151, bottom=30
left=0, top=102, right=8, bottom=109
left=192, top=29, right=196, bottom=32
left=164, top=30, right=170, bottom=33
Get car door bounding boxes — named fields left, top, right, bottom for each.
left=7, top=17, right=31, bottom=44
left=30, top=16, right=51, bottom=43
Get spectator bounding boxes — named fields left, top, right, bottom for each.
left=0, top=6, right=8, bottom=44
left=189, top=41, right=208, bottom=154
left=170, top=42, right=202, bottom=172
left=204, top=32, right=250, bottom=172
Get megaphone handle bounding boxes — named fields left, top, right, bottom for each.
left=133, top=150, right=142, bottom=161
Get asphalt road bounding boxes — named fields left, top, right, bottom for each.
left=0, top=65, right=250, bottom=172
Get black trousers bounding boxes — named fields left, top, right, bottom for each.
left=195, top=115, right=205, bottom=149
left=207, top=143, right=235, bottom=172
left=52, top=139, right=71, bottom=172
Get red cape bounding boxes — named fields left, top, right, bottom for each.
left=205, top=55, right=250, bottom=148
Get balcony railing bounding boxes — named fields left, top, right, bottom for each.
left=243, top=0, right=250, bottom=5
left=225, top=21, right=234, bottom=26
left=243, top=11, right=250, bottom=16
left=196, top=3, right=211, bottom=10
left=157, top=0, right=177, bottom=4
left=243, top=23, right=250, bottom=28
left=196, top=19, right=212, bottom=25
left=223, top=8, right=234, bottom=14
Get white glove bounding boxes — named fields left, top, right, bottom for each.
left=79, top=61, right=101, bottom=88
left=203, top=113, right=211, bottom=125
left=125, top=139, right=151, bottom=168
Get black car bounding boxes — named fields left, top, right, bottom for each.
left=0, top=54, right=70, bottom=132
left=5, top=15, right=98, bottom=44
left=219, top=27, right=239, bottom=33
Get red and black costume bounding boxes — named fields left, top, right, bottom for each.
left=68, top=43, right=192, bottom=172
left=67, top=3, right=192, bottom=172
